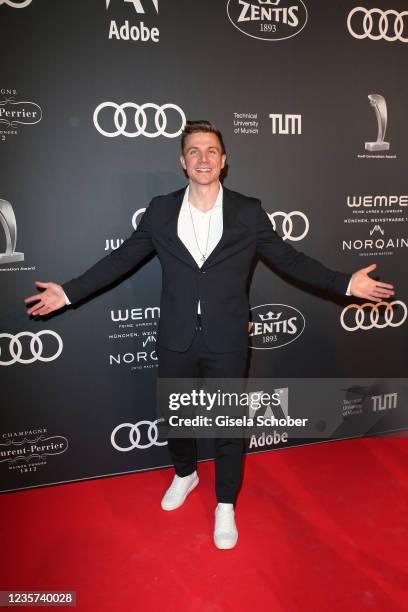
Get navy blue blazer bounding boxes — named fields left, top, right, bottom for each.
left=62, top=186, right=351, bottom=352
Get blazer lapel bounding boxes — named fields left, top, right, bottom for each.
left=202, top=187, right=238, bottom=270
left=164, top=187, right=199, bottom=269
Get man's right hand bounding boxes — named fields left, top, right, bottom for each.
left=24, top=281, right=67, bottom=317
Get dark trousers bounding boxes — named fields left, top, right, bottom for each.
left=157, top=316, right=249, bottom=504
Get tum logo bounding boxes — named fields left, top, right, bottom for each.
left=269, top=113, right=301, bottom=134
left=371, top=393, right=398, bottom=412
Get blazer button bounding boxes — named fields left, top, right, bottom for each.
left=200, top=270, right=207, bottom=274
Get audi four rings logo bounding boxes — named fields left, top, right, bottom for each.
left=111, top=419, right=167, bottom=450
left=0, top=331, right=63, bottom=365
left=347, top=7, right=408, bottom=42
left=268, top=211, right=309, bottom=241
left=132, top=207, right=146, bottom=230
left=0, top=0, right=32, bottom=7
left=340, top=301, right=407, bottom=331
left=93, top=102, right=186, bottom=138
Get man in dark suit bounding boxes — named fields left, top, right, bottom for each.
left=24, top=120, right=395, bottom=549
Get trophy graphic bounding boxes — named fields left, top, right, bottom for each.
left=365, top=94, right=390, bottom=152
left=0, top=199, right=24, bottom=263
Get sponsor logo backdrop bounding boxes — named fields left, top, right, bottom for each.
left=1, top=0, right=407, bottom=492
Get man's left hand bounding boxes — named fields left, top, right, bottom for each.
left=350, top=263, right=394, bottom=302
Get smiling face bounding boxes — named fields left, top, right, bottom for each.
left=180, top=131, right=226, bottom=187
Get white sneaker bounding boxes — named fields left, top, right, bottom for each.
left=160, top=471, right=199, bottom=511
left=213, top=503, right=238, bottom=549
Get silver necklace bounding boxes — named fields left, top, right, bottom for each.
left=188, top=202, right=212, bottom=263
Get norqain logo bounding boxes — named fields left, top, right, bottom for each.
left=227, top=0, right=308, bottom=41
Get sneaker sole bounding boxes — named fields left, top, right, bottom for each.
left=214, top=534, right=238, bottom=550
left=161, top=477, right=199, bottom=511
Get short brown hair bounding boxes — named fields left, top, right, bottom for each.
left=181, top=120, right=226, bottom=155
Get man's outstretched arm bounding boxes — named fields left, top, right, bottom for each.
left=255, top=201, right=394, bottom=301
left=24, top=199, right=157, bottom=317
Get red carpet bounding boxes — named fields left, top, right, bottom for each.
left=2, top=436, right=407, bottom=611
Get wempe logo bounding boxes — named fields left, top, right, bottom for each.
left=347, top=195, right=407, bottom=209
left=249, top=304, right=305, bottom=349
left=110, top=306, right=160, bottom=322
left=227, top=0, right=308, bottom=41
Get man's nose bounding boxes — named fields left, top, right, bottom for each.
left=198, top=151, right=209, bottom=164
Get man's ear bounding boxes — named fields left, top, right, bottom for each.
left=180, top=154, right=186, bottom=170
left=221, top=154, right=227, bottom=168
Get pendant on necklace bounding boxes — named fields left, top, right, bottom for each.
left=201, top=255, right=206, bottom=262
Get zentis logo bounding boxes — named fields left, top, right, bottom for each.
left=249, top=304, right=305, bottom=349
left=227, top=0, right=308, bottom=41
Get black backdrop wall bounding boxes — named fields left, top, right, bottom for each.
left=1, top=0, right=407, bottom=493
